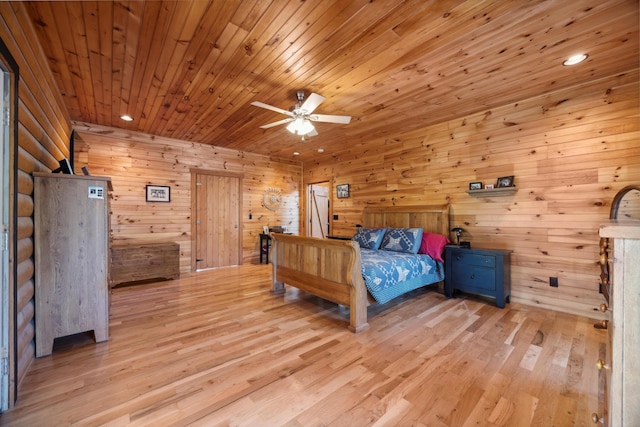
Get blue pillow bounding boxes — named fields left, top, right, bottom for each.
left=380, top=228, right=423, bottom=254
left=352, top=227, right=386, bottom=250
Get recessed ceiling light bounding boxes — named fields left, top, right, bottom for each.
left=293, top=151, right=300, bottom=156
left=317, top=148, right=324, bottom=153
left=120, top=114, right=133, bottom=121
left=563, top=53, right=588, bottom=66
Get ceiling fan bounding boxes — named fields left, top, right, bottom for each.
left=251, top=91, right=351, bottom=138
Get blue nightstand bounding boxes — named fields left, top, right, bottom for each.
left=444, top=245, right=511, bottom=308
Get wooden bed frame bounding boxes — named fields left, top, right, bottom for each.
left=271, top=204, right=450, bottom=332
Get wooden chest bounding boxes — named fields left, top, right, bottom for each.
left=110, top=242, right=180, bottom=286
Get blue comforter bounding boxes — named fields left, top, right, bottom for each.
left=360, top=249, right=444, bottom=304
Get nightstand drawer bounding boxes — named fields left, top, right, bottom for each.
left=453, top=252, right=495, bottom=268
left=451, top=266, right=496, bottom=291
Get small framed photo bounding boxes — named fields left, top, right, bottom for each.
left=146, top=185, right=170, bottom=202
left=485, top=184, right=494, bottom=189
left=262, top=226, right=269, bottom=234
left=336, top=184, right=350, bottom=199
left=469, top=182, right=482, bottom=190
left=496, top=176, right=515, bottom=188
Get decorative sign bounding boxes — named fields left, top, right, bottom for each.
left=262, top=187, right=282, bottom=211
left=88, top=186, right=104, bottom=199
left=146, top=185, right=171, bottom=202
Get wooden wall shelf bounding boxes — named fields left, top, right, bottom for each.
left=466, top=187, right=518, bottom=197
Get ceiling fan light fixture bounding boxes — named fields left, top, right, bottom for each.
left=286, top=117, right=315, bottom=135
left=252, top=91, right=349, bottom=136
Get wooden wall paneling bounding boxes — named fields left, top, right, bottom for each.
left=73, top=123, right=302, bottom=271
left=66, top=3, right=100, bottom=120
left=97, top=1, right=117, bottom=123
left=14, top=287, right=34, bottom=385
left=13, top=1, right=636, bottom=161
left=175, top=0, right=324, bottom=139
left=155, top=17, right=247, bottom=136
left=304, top=69, right=638, bottom=319
left=24, top=2, right=79, bottom=116
left=82, top=1, right=109, bottom=125
left=17, top=102, right=66, bottom=162
left=160, top=21, right=251, bottom=137
left=51, top=4, right=87, bottom=116
left=146, top=1, right=247, bottom=135
left=111, top=1, right=138, bottom=121
left=1, top=4, right=70, bottom=155
left=1, top=2, right=73, bottom=402
left=16, top=123, right=58, bottom=170
left=135, top=1, right=209, bottom=132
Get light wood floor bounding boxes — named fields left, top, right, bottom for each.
left=1, top=264, right=605, bottom=426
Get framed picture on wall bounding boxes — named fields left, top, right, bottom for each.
left=496, top=176, right=515, bottom=188
left=146, top=185, right=170, bottom=202
left=336, top=184, right=350, bottom=198
left=469, top=182, right=482, bottom=190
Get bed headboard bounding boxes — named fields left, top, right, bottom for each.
left=362, top=204, right=450, bottom=237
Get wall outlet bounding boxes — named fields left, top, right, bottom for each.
left=549, top=277, right=558, bottom=287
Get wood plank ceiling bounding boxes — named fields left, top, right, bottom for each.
left=24, top=0, right=639, bottom=163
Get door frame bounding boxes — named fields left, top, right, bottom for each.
left=0, top=37, right=18, bottom=410
left=304, top=179, right=333, bottom=237
left=190, top=168, right=243, bottom=271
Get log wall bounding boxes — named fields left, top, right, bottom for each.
left=73, top=123, right=302, bottom=271
left=0, top=2, right=72, bottom=397
left=303, top=70, right=639, bottom=319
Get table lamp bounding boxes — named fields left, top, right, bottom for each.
left=451, top=226, right=465, bottom=246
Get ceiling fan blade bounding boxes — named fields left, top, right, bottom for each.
left=309, top=114, right=351, bottom=124
left=259, top=118, right=293, bottom=129
left=300, top=93, right=325, bottom=114
left=251, top=101, right=293, bottom=117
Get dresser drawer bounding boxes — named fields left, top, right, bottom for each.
left=451, top=266, right=496, bottom=291
left=453, top=252, right=496, bottom=268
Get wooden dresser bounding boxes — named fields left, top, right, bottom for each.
left=596, top=221, right=640, bottom=426
left=33, top=173, right=111, bottom=357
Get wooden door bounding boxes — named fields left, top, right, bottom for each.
left=194, top=172, right=242, bottom=270
left=308, top=183, right=329, bottom=238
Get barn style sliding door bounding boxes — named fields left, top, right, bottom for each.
left=192, top=170, right=242, bottom=270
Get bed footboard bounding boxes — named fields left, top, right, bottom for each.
left=270, top=234, right=369, bottom=332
